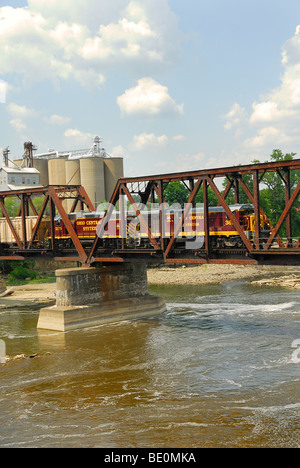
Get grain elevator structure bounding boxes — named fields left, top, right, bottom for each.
left=13, top=136, right=124, bottom=211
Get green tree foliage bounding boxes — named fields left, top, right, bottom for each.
left=195, top=187, right=218, bottom=206
left=8, top=265, right=38, bottom=283
left=0, top=260, right=36, bottom=275
left=1, top=196, right=50, bottom=217
left=164, top=181, right=189, bottom=206
left=4, top=197, right=19, bottom=216
left=260, top=150, right=300, bottom=236
left=0, top=260, right=38, bottom=283
left=162, top=150, right=299, bottom=237
left=163, top=181, right=218, bottom=206
left=31, top=196, right=50, bottom=215
left=222, top=149, right=300, bottom=236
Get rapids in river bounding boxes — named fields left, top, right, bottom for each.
left=0, top=280, right=299, bottom=447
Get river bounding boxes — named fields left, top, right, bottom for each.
left=0, top=280, right=299, bottom=448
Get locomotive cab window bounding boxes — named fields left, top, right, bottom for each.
left=54, top=215, right=62, bottom=226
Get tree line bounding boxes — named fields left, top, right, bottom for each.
left=163, top=150, right=300, bottom=237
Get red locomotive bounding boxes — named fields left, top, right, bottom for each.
left=52, top=203, right=271, bottom=249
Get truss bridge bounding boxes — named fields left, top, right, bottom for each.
left=0, top=158, right=299, bottom=266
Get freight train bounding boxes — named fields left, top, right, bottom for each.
left=0, top=204, right=272, bottom=250
left=52, top=203, right=271, bottom=249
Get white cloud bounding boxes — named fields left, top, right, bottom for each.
left=250, top=101, right=280, bottom=123
left=0, top=1, right=181, bottom=89
left=173, top=134, right=186, bottom=142
left=130, top=132, right=169, bottom=150
left=7, top=102, right=37, bottom=118
left=80, top=15, right=158, bottom=63
left=110, top=145, right=128, bottom=158
left=7, top=102, right=38, bottom=132
left=64, top=128, right=94, bottom=145
left=117, top=77, right=184, bottom=117
left=244, top=126, right=291, bottom=149
left=281, top=25, right=300, bottom=67
left=27, top=0, right=129, bottom=30
left=223, top=103, right=248, bottom=130
left=224, top=26, right=300, bottom=154
left=250, top=26, right=300, bottom=121
left=175, top=152, right=218, bottom=172
left=0, top=7, right=55, bottom=81
left=49, top=21, right=89, bottom=60
left=9, top=118, right=27, bottom=132
left=72, top=69, right=106, bottom=89
left=47, top=114, right=71, bottom=125
left=7, top=102, right=72, bottom=133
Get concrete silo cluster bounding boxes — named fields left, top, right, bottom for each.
left=22, top=136, right=123, bottom=210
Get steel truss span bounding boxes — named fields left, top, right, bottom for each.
left=0, top=158, right=299, bottom=266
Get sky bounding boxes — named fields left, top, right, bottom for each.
left=1, top=0, right=300, bottom=177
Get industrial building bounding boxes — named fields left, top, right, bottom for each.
left=0, top=166, right=40, bottom=191
left=1, top=137, right=124, bottom=210
left=0, top=144, right=42, bottom=191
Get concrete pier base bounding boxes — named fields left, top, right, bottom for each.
left=38, top=263, right=166, bottom=331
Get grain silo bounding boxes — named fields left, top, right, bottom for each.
left=80, top=157, right=105, bottom=209
left=48, top=157, right=68, bottom=210
left=16, top=136, right=124, bottom=211
left=48, top=158, right=67, bottom=185
left=65, top=159, right=81, bottom=212
left=103, top=157, right=124, bottom=201
left=33, top=158, right=49, bottom=187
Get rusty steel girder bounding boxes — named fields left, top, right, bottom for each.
left=87, top=158, right=300, bottom=266
left=0, top=185, right=94, bottom=263
left=0, top=158, right=299, bottom=266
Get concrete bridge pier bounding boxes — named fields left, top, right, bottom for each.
left=38, top=262, right=166, bottom=332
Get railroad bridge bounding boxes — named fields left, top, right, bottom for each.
left=0, top=158, right=299, bottom=266
left=0, top=158, right=299, bottom=330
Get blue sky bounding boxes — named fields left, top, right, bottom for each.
left=1, top=0, right=300, bottom=177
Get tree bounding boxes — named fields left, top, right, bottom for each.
left=194, top=187, right=219, bottom=206
left=31, top=196, right=50, bottom=216
left=259, top=150, right=300, bottom=236
left=164, top=181, right=189, bottom=206
left=222, top=166, right=255, bottom=205
left=4, top=197, right=19, bottom=217
left=221, top=149, right=300, bottom=237
left=163, top=181, right=219, bottom=207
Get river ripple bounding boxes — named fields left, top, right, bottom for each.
left=0, top=280, right=299, bottom=448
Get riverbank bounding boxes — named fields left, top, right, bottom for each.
left=251, top=274, right=300, bottom=289
left=0, top=283, right=56, bottom=309
left=0, top=264, right=299, bottom=309
left=147, top=264, right=300, bottom=287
